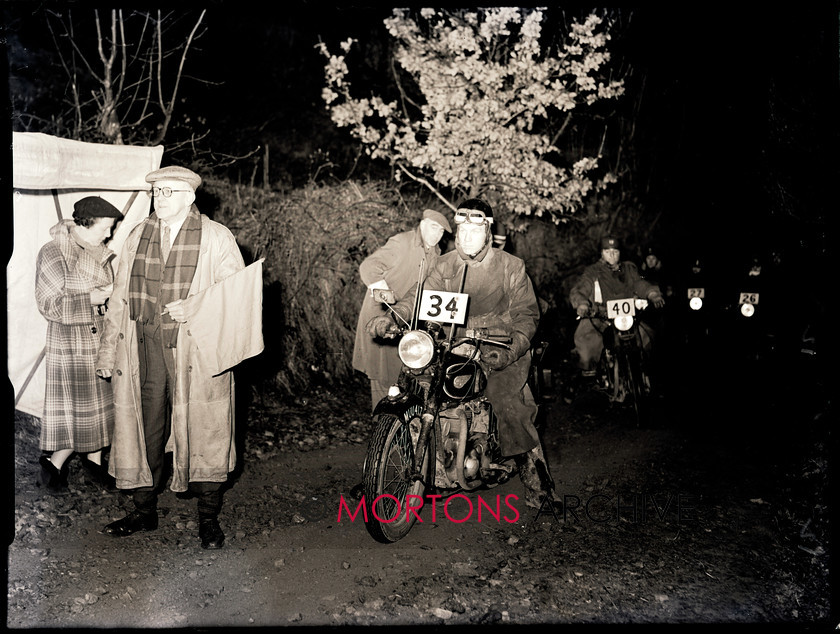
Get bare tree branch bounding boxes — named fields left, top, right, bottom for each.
left=395, top=163, right=456, bottom=210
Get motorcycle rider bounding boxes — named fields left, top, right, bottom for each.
left=640, top=245, right=673, bottom=299
left=725, top=251, right=775, bottom=364
left=639, top=245, right=672, bottom=380
left=367, top=198, right=561, bottom=511
left=678, top=255, right=713, bottom=337
left=569, top=235, right=666, bottom=387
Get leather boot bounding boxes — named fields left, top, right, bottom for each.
left=199, top=515, right=225, bottom=549
left=38, top=455, right=68, bottom=493
left=81, top=456, right=117, bottom=491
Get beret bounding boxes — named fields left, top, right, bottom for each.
left=600, top=235, right=620, bottom=250
left=145, top=165, right=202, bottom=190
left=72, top=196, right=124, bottom=219
left=422, top=208, right=452, bottom=233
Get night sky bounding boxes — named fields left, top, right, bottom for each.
left=3, top=4, right=837, bottom=270
left=199, top=4, right=836, bottom=265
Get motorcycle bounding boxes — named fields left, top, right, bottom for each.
left=360, top=280, right=523, bottom=543
left=720, top=281, right=776, bottom=364
left=583, top=296, right=653, bottom=426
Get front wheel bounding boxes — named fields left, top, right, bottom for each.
left=622, top=348, right=650, bottom=426
left=363, top=411, right=432, bottom=543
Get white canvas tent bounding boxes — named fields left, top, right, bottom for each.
left=8, top=132, right=164, bottom=417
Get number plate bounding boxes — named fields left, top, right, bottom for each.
left=419, top=290, right=468, bottom=324
left=738, top=292, right=759, bottom=305
left=606, top=298, right=636, bottom=318
left=687, top=287, right=705, bottom=299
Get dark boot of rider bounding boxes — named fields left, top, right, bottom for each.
left=516, top=444, right=562, bottom=511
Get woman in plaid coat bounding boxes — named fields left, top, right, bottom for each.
left=35, top=197, right=123, bottom=492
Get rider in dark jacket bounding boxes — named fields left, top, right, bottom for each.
left=569, top=236, right=665, bottom=380
left=367, top=198, right=560, bottom=511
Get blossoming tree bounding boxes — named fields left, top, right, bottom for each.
left=318, top=7, right=625, bottom=225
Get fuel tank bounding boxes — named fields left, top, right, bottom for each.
left=442, top=353, right=487, bottom=400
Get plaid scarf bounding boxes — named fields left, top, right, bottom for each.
left=128, top=208, right=202, bottom=348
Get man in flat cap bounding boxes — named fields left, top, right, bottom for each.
left=348, top=208, right=451, bottom=499
left=568, top=234, right=666, bottom=386
left=352, top=208, right=452, bottom=411
left=96, top=165, right=250, bottom=549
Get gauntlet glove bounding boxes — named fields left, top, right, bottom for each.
left=648, top=292, right=666, bottom=309
left=482, top=347, right=516, bottom=371
left=367, top=315, right=396, bottom=338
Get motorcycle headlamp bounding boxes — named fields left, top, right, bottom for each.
left=689, top=296, right=703, bottom=310
left=398, top=330, right=435, bottom=369
left=740, top=303, right=755, bottom=318
left=614, top=314, right=634, bottom=332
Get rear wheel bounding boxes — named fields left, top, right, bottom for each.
left=363, top=411, right=432, bottom=543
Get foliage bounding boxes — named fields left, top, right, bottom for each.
left=206, top=176, right=427, bottom=395
left=318, top=7, right=626, bottom=225
left=9, top=8, right=208, bottom=149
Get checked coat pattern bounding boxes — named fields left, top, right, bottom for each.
left=35, top=220, right=116, bottom=452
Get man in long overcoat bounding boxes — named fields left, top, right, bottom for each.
left=96, top=165, right=257, bottom=550
left=352, top=208, right=452, bottom=410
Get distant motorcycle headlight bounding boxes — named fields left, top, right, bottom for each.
left=614, top=314, right=634, bottom=331
left=399, top=330, right=435, bottom=369
left=740, top=303, right=755, bottom=318
left=689, top=296, right=703, bottom=310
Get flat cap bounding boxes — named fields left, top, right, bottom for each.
left=422, top=208, right=452, bottom=233
left=72, top=196, right=124, bottom=219
left=145, top=165, right=202, bottom=190
left=600, top=235, right=620, bottom=250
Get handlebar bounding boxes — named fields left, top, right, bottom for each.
left=464, top=328, right=512, bottom=345
left=381, top=324, right=512, bottom=347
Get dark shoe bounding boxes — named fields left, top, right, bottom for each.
left=102, top=510, right=158, bottom=536
left=349, top=482, right=364, bottom=501
left=38, top=455, right=68, bottom=492
left=81, top=456, right=117, bottom=491
left=58, top=460, right=70, bottom=487
left=199, top=516, right=225, bottom=550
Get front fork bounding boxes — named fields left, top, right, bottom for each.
left=411, top=370, right=444, bottom=480
left=410, top=411, right=435, bottom=481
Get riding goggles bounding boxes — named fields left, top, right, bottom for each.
left=454, top=209, right=494, bottom=226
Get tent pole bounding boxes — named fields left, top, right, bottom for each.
left=120, top=190, right=139, bottom=216
left=14, top=348, right=45, bottom=409
left=50, top=189, right=63, bottom=222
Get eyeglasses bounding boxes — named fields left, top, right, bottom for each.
left=454, top=209, right=494, bottom=225
left=149, top=187, right=191, bottom=198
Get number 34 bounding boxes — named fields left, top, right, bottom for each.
left=418, top=290, right=469, bottom=325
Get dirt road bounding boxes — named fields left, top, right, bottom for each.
left=5, top=358, right=833, bottom=627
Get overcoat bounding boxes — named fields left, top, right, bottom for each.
left=352, top=227, right=441, bottom=383
left=36, top=220, right=115, bottom=452
left=96, top=208, right=245, bottom=492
